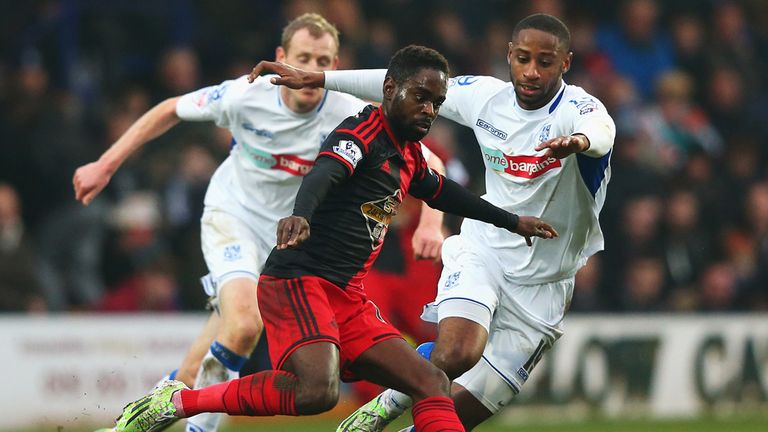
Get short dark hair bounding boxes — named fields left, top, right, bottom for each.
left=385, top=45, right=450, bottom=85
left=512, top=13, right=571, bottom=50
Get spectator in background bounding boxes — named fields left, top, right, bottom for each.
left=154, top=47, right=201, bottom=100
left=708, top=1, right=764, bottom=95
left=98, top=251, right=179, bottom=312
left=704, top=65, right=765, bottom=138
left=620, top=254, right=667, bottom=311
left=636, top=70, right=722, bottom=173
left=698, top=261, right=739, bottom=311
left=740, top=182, right=768, bottom=309
left=0, top=183, right=46, bottom=312
left=661, top=186, right=710, bottom=308
left=596, top=0, right=675, bottom=100
left=571, top=254, right=604, bottom=311
left=670, top=14, right=708, bottom=103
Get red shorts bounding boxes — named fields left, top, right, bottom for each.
left=257, top=275, right=403, bottom=380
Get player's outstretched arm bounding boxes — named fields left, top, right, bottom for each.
left=413, top=175, right=558, bottom=246
left=534, top=133, right=590, bottom=159
left=73, top=97, right=182, bottom=205
left=248, top=61, right=325, bottom=89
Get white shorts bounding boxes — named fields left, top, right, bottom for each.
left=421, top=234, right=573, bottom=413
left=199, top=206, right=275, bottom=298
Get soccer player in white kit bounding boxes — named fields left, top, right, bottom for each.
left=73, top=14, right=445, bottom=432
left=249, top=13, right=616, bottom=431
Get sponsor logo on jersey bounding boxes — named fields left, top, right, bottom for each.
left=333, top=140, right=363, bottom=168
left=223, top=244, right=242, bottom=262
left=448, top=75, right=479, bottom=87
left=517, top=367, right=530, bottom=381
left=476, top=119, right=508, bottom=140
left=241, top=146, right=313, bottom=176
left=445, top=271, right=461, bottom=289
left=194, top=82, right=230, bottom=107
left=360, top=189, right=403, bottom=249
left=242, top=122, right=275, bottom=139
left=480, top=145, right=561, bottom=179
left=569, top=97, right=598, bottom=115
left=538, top=124, right=552, bottom=143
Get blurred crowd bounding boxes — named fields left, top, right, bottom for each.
left=1, top=0, right=768, bottom=314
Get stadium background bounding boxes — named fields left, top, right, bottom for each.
left=1, top=0, right=767, bottom=431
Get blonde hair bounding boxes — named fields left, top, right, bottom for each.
left=281, top=13, right=340, bottom=54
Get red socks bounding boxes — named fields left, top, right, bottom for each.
left=178, top=370, right=298, bottom=417
left=412, top=396, right=465, bottom=431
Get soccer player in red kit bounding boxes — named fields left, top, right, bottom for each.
left=106, top=45, right=557, bottom=432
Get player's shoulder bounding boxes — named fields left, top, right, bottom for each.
left=448, top=75, right=510, bottom=93
left=331, top=104, right=377, bottom=130
left=321, top=90, right=370, bottom=120
left=561, top=84, right=608, bottom=116
left=232, top=74, right=276, bottom=95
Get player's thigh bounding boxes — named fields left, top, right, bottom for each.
left=456, top=279, right=574, bottom=411
left=257, top=276, right=342, bottom=373
left=422, top=235, right=502, bottom=331
left=200, top=207, right=271, bottom=292
left=453, top=357, right=517, bottom=417
left=217, top=277, right=262, bottom=336
left=350, top=337, right=449, bottom=400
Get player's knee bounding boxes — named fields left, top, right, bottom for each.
left=294, top=377, right=340, bottom=414
left=229, top=317, right=263, bottom=344
left=411, top=364, right=451, bottom=399
left=431, top=343, right=482, bottom=380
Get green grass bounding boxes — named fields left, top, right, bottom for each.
left=16, top=414, right=768, bottom=432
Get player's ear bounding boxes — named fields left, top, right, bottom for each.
left=275, top=46, right=286, bottom=62
left=562, top=51, right=573, bottom=74
left=382, top=76, right=395, bottom=101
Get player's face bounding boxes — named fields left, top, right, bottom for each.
left=276, top=28, right=339, bottom=112
left=384, top=68, right=447, bottom=142
left=507, top=28, right=572, bottom=110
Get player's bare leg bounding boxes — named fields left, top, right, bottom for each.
left=338, top=317, right=487, bottom=431
left=185, top=277, right=263, bottom=432
left=173, top=312, right=220, bottom=387
left=451, top=384, right=493, bottom=431
left=344, top=338, right=464, bottom=432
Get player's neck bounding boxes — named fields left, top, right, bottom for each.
left=280, top=87, right=322, bottom=114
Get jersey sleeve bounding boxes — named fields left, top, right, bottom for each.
left=563, top=94, right=616, bottom=157
left=324, top=69, right=386, bottom=102
left=175, top=75, right=250, bottom=127
left=317, top=131, right=369, bottom=176
left=439, top=75, right=509, bottom=127
left=408, top=150, right=444, bottom=201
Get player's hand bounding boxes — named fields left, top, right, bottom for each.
left=73, top=160, right=113, bottom=206
left=276, top=215, right=310, bottom=249
left=248, top=61, right=324, bottom=89
left=535, top=134, right=590, bottom=159
left=514, top=216, right=558, bottom=247
left=412, top=224, right=444, bottom=262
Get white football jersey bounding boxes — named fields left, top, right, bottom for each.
left=176, top=75, right=369, bottom=223
left=440, top=76, right=616, bottom=284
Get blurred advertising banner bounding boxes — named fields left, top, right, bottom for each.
left=0, top=314, right=203, bottom=430
left=506, top=314, right=768, bottom=419
left=0, top=314, right=767, bottom=429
